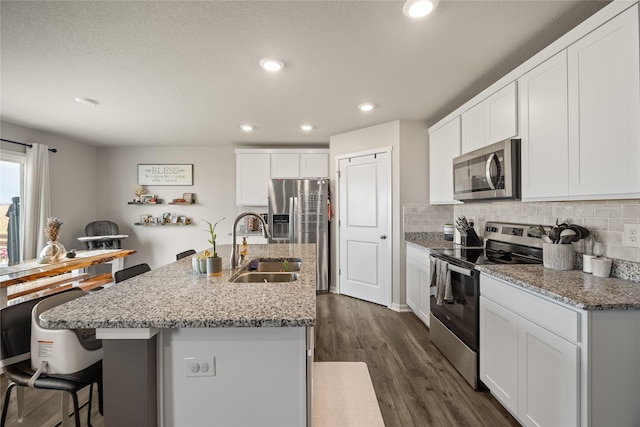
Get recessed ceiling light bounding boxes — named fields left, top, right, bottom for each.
left=300, top=124, right=314, bottom=132
left=358, top=103, right=376, bottom=112
left=240, top=124, right=254, bottom=132
left=74, top=97, right=99, bottom=106
left=402, top=0, right=439, bottom=18
left=259, top=58, right=285, bottom=72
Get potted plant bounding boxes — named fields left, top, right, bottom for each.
left=37, top=217, right=67, bottom=263
left=203, top=218, right=225, bottom=276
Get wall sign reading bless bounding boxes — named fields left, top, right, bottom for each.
left=138, top=164, right=193, bottom=186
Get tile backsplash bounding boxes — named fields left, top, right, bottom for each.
left=404, top=200, right=640, bottom=263
left=403, top=204, right=454, bottom=233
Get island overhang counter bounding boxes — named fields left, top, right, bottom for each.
left=39, top=243, right=317, bottom=427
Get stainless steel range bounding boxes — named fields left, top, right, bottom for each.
left=428, top=221, right=545, bottom=389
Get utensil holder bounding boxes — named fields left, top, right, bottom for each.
left=543, top=243, right=575, bottom=270
left=591, top=257, right=612, bottom=277
left=459, top=227, right=483, bottom=247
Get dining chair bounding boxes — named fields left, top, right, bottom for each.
left=0, top=289, right=103, bottom=427
left=114, top=263, right=151, bottom=284
left=176, top=249, right=196, bottom=260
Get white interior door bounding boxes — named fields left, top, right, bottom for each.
left=338, top=151, right=391, bottom=306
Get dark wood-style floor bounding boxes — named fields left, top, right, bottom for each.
left=1, top=293, right=519, bottom=426
left=315, top=293, right=519, bottom=427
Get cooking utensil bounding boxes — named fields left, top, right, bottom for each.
left=559, top=229, right=578, bottom=244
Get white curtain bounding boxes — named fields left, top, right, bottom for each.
left=21, top=143, right=51, bottom=260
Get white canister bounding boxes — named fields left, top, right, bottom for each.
left=591, top=257, right=613, bottom=278
left=444, top=224, right=455, bottom=242
left=582, top=254, right=596, bottom=273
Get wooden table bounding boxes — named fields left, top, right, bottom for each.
left=0, top=249, right=136, bottom=307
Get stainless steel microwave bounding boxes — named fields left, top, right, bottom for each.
left=452, top=139, right=520, bottom=202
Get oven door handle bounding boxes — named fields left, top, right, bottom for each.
left=448, top=264, right=474, bottom=277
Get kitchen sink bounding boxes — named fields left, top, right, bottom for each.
left=231, top=272, right=300, bottom=283
left=254, top=259, right=302, bottom=272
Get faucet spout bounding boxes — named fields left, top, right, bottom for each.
left=230, top=212, right=271, bottom=269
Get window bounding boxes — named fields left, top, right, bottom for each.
left=0, top=151, right=25, bottom=266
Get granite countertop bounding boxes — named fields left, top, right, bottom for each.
left=39, top=243, right=317, bottom=329
left=405, top=232, right=458, bottom=250
left=478, top=264, right=640, bottom=311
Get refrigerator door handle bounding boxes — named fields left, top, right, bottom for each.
left=289, top=197, right=295, bottom=242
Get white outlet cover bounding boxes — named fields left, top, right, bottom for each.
left=184, top=357, right=216, bottom=377
left=623, top=224, right=640, bottom=248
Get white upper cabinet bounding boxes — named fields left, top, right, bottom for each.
left=271, top=153, right=300, bottom=178
left=236, top=152, right=270, bottom=206
left=461, top=102, right=486, bottom=153
left=519, top=51, right=569, bottom=200
left=271, top=152, right=329, bottom=179
left=486, top=82, right=518, bottom=143
left=429, top=117, right=461, bottom=204
left=299, top=153, right=329, bottom=178
left=568, top=4, right=640, bottom=198
left=237, top=149, right=329, bottom=205
left=461, top=82, right=518, bottom=154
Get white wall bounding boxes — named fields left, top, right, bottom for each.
left=329, top=120, right=428, bottom=310
left=95, top=145, right=242, bottom=269
left=1, top=120, right=98, bottom=251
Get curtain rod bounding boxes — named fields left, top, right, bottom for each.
left=1, top=138, right=58, bottom=153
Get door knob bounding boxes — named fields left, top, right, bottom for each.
left=380, top=235, right=387, bottom=240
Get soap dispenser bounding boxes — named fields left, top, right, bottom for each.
left=240, top=236, right=249, bottom=257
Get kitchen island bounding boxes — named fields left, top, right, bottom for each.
left=40, top=243, right=317, bottom=427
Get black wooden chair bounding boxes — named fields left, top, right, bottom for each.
left=176, top=249, right=196, bottom=260
left=0, top=289, right=103, bottom=427
left=114, top=263, right=151, bottom=284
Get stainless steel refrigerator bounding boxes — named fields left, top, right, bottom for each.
left=268, top=179, right=329, bottom=292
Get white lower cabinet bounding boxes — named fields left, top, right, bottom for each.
left=518, top=316, right=580, bottom=427
left=405, top=245, right=431, bottom=327
left=481, top=276, right=579, bottom=426
left=481, top=273, right=640, bottom=427
left=480, top=296, right=519, bottom=414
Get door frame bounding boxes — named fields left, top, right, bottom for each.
left=334, top=146, right=393, bottom=308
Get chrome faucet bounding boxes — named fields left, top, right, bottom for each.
left=230, top=212, right=271, bottom=269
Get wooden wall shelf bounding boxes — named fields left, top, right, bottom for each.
left=134, top=222, right=191, bottom=226
left=128, top=200, right=164, bottom=205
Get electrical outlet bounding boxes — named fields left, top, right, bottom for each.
left=466, top=215, right=476, bottom=227
left=184, top=357, right=215, bottom=377
left=623, top=224, right=640, bottom=248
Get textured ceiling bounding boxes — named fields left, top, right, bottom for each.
left=0, top=1, right=609, bottom=147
